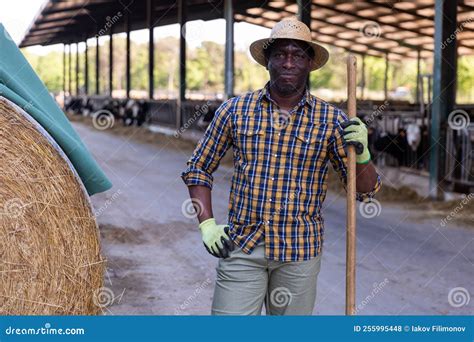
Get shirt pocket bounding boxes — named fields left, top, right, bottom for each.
left=235, top=127, right=264, bottom=163
left=292, top=123, right=329, bottom=168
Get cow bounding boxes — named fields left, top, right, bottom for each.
left=122, top=99, right=149, bottom=126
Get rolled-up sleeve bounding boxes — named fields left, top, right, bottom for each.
left=328, top=109, right=382, bottom=202
left=180, top=100, right=233, bottom=190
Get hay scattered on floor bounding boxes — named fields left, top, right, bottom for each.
left=100, top=224, right=146, bottom=245
left=411, top=195, right=474, bottom=227
left=67, top=113, right=196, bottom=150
left=327, top=168, right=473, bottom=226
left=326, top=167, right=423, bottom=202
left=0, top=98, right=105, bottom=314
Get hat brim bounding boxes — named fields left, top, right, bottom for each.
left=249, top=38, right=329, bottom=71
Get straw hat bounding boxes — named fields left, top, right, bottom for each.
left=250, top=18, right=329, bottom=71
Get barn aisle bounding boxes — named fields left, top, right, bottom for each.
left=73, top=121, right=474, bottom=315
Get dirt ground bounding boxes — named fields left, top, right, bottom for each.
left=70, top=116, right=473, bottom=315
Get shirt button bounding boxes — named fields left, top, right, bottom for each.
left=278, top=133, right=281, bottom=136
left=269, top=198, right=272, bottom=202
left=274, top=154, right=278, bottom=157
left=271, top=177, right=275, bottom=180
left=266, top=220, right=270, bottom=224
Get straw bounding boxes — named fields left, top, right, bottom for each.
left=0, top=97, right=105, bottom=315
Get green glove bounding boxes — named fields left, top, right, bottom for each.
left=340, top=117, right=371, bottom=164
left=199, top=218, right=235, bottom=258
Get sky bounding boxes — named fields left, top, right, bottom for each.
left=0, top=0, right=271, bottom=55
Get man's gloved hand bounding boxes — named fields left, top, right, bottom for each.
left=199, top=218, right=235, bottom=258
left=340, top=117, right=371, bottom=164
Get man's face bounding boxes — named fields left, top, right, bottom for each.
left=266, top=39, right=313, bottom=95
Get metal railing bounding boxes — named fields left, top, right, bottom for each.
left=445, top=123, right=474, bottom=186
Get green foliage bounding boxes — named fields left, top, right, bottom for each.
left=457, top=56, right=474, bottom=103
left=23, top=50, right=64, bottom=92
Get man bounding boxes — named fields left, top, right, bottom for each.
left=181, top=18, right=381, bottom=315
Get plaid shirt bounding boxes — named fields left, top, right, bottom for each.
left=181, top=82, right=382, bottom=261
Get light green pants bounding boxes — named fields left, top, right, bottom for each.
left=211, top=242, right=323, bottom=315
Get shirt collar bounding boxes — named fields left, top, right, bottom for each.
left=258, top=81, right=314, bottom=111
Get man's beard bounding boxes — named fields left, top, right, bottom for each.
left=271, top=79, right=303, bottom=96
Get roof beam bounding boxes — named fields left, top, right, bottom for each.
left=257, top=3, right=432, bottom=54
left=314, top=1, right=473, bottom=52
left=236, top=12, right=406, bottom=59
left=34, top=9, right=90, bottom=24
left=41, top=0, right=115, bottom=15
left=30, top=20, right=80, bottom=32
left=314, top=2, right=431, bottom=39
left=366, top=0, right=434, bottom=21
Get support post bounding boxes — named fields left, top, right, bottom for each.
left=361, top=54, right=366, bottom=100
left=384, top=52, right=389, bottom=101
left=177, top=0, right=187, bottom=130
left=430, top=0, right=458, bottom=199
left=416, top=49, right=421, bottom=103
left=224, top=0, right=234, bottom=99
left=85, top=39, right=89, bottom=95
left=95, top=35, right=100, bottom=95
left=63, top=44, right=66, bottom=97
left=148, top=0, right=155, bottom=99
left=297, top=0, right=311, bottom=27
left=76, top=43, right=80, bottom=95
left=126, top=13, right=131, bottom=98
left=68, top=44, right=72, bottom=96
left=298, top=0, right=311, bottom=89
left=109, top=32, right=113, bottom=97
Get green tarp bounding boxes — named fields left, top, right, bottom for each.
left=0, top=24, right=112, bottom=195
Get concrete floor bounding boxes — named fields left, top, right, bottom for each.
left=73, top=122, right=473, bottom=316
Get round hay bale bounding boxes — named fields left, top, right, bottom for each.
left=0, top=97, right=105, bottom=315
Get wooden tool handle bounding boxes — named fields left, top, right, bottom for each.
left=346, top=54, right=357, bottom=315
